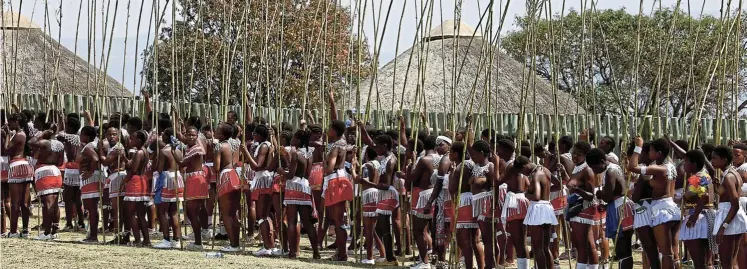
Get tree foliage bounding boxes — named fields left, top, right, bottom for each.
left=502, top=8, right=747, bottom=119
left=141, top=0, right=373, bottom=109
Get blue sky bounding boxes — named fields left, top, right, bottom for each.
left=9, top=0, right=725, bottom=95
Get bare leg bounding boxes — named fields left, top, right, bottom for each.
left=719, top=234, right=741, bottom=269
left=377, top=213, right=396, bottom=262
left=363, top=216, right=377, bottom=260
left=21, top=184, right=30, bottom=232
left=652, top=222, right=678, bottom=269
left=636, top=226, right=660, bottom=269
left=157, top=203, right=171, bottom=240
left=82, top=198, right=99, bottom=241
left=285, top=204, right=300, bottom=258
left=313, top=190, right=324, bottom=248
left=328, top=202, right=348, bottom=260
left=413, top=216, right=431, bottom=265
left=457, top=229, right=475, bottom=269
left=479, top=220, right=497, bottom=269
left=615, top=230, right=634, bottom=269
left=219, top=191, right=241, bottom=247
left=137, top=202, right=150, bottom=245
left=571, top=222, right=598, bottom=265
left=684, top=239, right=708, bottom=269
left=40, top=194, right=58, bottom=235
left=257, top=194, right=275, bottom=249
left=472, top=228, right=486, bottom=269
left=168, top=202, right=181, bottom=241
left=186, top=200, right=204, bottom=245
left=102, top=189, right=111, bottom=232
left=127, top=202, right=141, bottom=243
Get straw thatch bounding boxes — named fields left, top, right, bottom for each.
left=348, top=20, right=583, bottom=115
left=1, top=11, right=131, bottom=97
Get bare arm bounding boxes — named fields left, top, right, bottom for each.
left=328, top=90, right=338, bottom=121
left=525, top=173, right=542, bottom=201
left=324, top=147, right=339, bottom=174
left=596, top=169, right=618, bottom=203
left=357, top=121, right=375, bottom=148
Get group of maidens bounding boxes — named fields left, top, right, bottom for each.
left=2, top=93, right=747, bottom=269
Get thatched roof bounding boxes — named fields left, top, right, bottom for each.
left=348, top=20, right=582, bottom=115
left=0, top=11, right=131, bottom=97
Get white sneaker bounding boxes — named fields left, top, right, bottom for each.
left=361, top=259, right=375, bottom=265
left=34, top=234, right=53, bottom=241
left=375, top=257, right=387, bottom=263
left=7, top=233, right=20, bottom=238
left=186, top=243, right=203, bottom=250
left=50, top=234, right=59, bottom=240
left=410, top=261, right=432, bottom=269
left=171, top=240, right=181, bottom=248
left=201, top=229, right=212, bottom=240
left=270, top=248, right=283, bottom=256
left=153, top=239, right=173, bottom=249
left=221, top=245, right=241, bottom=252
left=254, top=248, right=272, bottom=256
left=184, top=233, right=196, bottom=240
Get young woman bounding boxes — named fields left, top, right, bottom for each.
left=678, top=149, right=714, bottom=269
left=122, top=130, right=151, bottom=246
left=711, top=145, right=747, bottom=268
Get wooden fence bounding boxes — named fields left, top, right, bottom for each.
left=8, top=93, right=747, bottom=144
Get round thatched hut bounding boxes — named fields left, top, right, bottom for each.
left=1, top=11, right=131, bottom=97
left=348, top=20, right=583, bottom=115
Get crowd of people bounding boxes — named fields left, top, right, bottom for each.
left=2, top=92, right=747, bottom=269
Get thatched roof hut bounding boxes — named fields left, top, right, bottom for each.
left=348, top=20, right=582, bottom=114
left=1, top=11, right=131, bottom=97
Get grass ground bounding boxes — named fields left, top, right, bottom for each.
left=0, top=203, right=646, bottom=268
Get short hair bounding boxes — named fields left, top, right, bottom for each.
left=67, top=113, right=80, bottom=121
left=254, top=124, right=269, bottom=140
left=733, top=143, right=747, bottom=152
left=685, top=149, right=707, bottom=171
left=365, top=146, right=378, bottom=160
left=701, top=143, right=715, bottom=159
left=559, top=136, right=574, bottom=150
left=588, top=129, right=596, bottom=142
left=472, top=140, right=492, bottom=156
left=21, top=109, right=35, bottom=122
left=408, top=139, right=425, bottom=153
left=674, top=140, right=689, bottom=152
left=282, top=122, right=293, bottom=132
left=127, top=117, right=143, bottom=131
left=573, top=141, right=592, bottom=155
left=201, top=124, right=213, bottom=132
left=157, top=118, right=172, bottom=130
left=600, top=136, right=615, bottom=151
left=533, top=143, right=545, bottom=155
left=520, top=146, right=532, bottom=158
left=227, top=111, right=239, bottom=120
left=308, top=124, right=323, bottom=134
left=513, top=156, right=530, bottom=171
left=186, top=116, right=202, bottom=130
left=293, top=129, right=310, bottom=148
left=385, top=130, right=398, bottom=141
left=451, top=141, right=466, bottom=159
left=217, top=123, right=234, bottom=137
left=713, top=145, right=733, bottom=164
left=66, top=118, right=81, bottom=133
left=521, top=140, right=530, bottom=149
left=329, top=120, right=346, bottom=137
left=586, top=148, right=607, bottom=166
left=496, top=139, right=515, bottom=152
left=650, top=138, right=671, bottom=157
left=80, top=126, right=97, bottom=139
left=374, top=134, right=393, bottom=149
left=423, top=135, right=438, bottom=150
left=280, top=130, right=293, bottom=146
left=481, top=129, right=497, bottom=139
left=133, top=130, right=148, bottom=144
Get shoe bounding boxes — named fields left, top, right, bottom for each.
left=410, top=261, right=432, bottom=269
left=221, top=245, right=241, bottom=252
left=184, top=233, right=196, bottom=240
left=270, top=248, right=283, bottom=256
left=186, top=243, right=203, bottom=250
left=7, top=233, right=20, bottom=238
left=254, top=248, right=272, bottom=256
left=34, top=234, right=53, bottom=241
left=171, top=240, right=181, bottom=248
left=50, top=234, right=59, bottom=240
left=79, top=238, right=98, bottom=244
left=361, top=259, right=375, bottom=265
left=153, top=239, right=173, bottom=249
left=20, top=230, right=29, bottom=238
left=201, top=229, right=211, bottom=240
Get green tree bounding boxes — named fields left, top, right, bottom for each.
left=141, top=0, right=373, bottom=110
left=502, top=8, right=746, bottom=119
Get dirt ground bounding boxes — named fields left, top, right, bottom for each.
left=0, top=203, right=645, bottom=268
